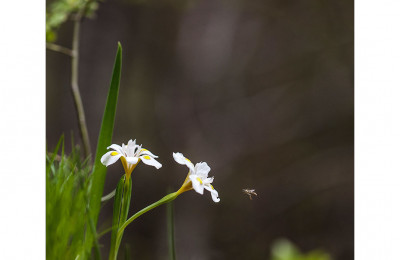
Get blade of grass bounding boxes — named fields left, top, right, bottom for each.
left=101, top=189, right=116, bottom=202
left=51, top=134, right=64, bottom=163
left=88, top=206, right=102, bottom=260
left=86, top=42, right=122, bottom=253
left=47, top=135, right=64, bottom=174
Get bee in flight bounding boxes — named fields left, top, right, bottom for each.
left=242, top=189, right=257, bottom=200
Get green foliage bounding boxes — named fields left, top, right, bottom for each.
left=46, top=137, right=94, bottom=259
left=46, top=0, right=99, bottom=42
left=47, top=43, right=122, bottom=258
left=271, top=239, right=331, bottom=260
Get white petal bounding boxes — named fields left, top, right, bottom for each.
left=189, top=175, right=204, bottom=194
left=126, top=141, right=137, bottom=157
left=125, top=156, right=139, bottom=165
left=107, top=144, right=123, bottom=154
left=173, top=152, right=195, bottom=172
left=101, top=151, right=122, bottom=166
left=203, top=177, right=214, bottom=184
left=173, top=152, right=186, bottom=164
left=194, top=162, right=211, bottom=178
left=121, top=143, right=128, bottom=154
left=140, top=155, right=162, bottom=169
left=204, top=184, right=220, bottom=202
left=139, top=148, right=158, bottom=158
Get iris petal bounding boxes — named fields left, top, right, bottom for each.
left=140, top=155, right=162, bottom=169
left=189, top=175, right=204, bottom=194
left=173, top=152, right=195, bottom=173
left=101, top=151, right=122, bottom=166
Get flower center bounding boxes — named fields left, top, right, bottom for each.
left=196, top=177, right=203, bottom=185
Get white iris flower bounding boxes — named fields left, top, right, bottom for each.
left=101, top=139, right=162, bottom=178
left=173, top=152, right=220, bottom=202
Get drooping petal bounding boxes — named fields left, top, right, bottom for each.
left=125, top=156, right=139, bottom=165
left=204, top=184, right=220, bottom=202
left=101, top=151, right=122, bottom=166
left=189, top=174, right=204, bottom=195
left=173, top=152, right=186, bottom=164
left=140, top=155, right=162, bottom=169
left=194, top=162, right=211, bottom=178
left=107, top=144, right=124, bottom=154
left=139, top=148, right=158, bottom=158
left=173, top=152, right=195, bottom=173
left=203, top=177, right=214, bottom=184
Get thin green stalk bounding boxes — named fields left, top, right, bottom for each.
left=114, top=192, right=179, bottom=257
left=123, top=244, right=131, bottom=260
left=167, top=199, right=176, bottom=260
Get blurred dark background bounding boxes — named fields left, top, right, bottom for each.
left=46, top=0, right=353, bottom=259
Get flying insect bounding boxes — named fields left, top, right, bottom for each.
left=242, top=188, right=257, bottom=200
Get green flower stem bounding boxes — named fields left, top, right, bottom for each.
left=113, top=178, right=132, bottom=258
left=167, top=194, right=176, bottom=260
left=113, top=192, right=180, bottom=258
left=109, top=178, right=124, bottom=260
left=109, top=176, right=132, bottom=260
left=120, top=192, right=179, bottom=232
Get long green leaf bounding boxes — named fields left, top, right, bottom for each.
left=87, top=42, right=122, bottom=252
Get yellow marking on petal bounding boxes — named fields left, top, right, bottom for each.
left=143, top=155, right=151, bottom=160
left=111, top=152, right=119, bottom=156
left=210, top=184, right=215, bottom=190
left=185, top=158, right=192, bottom=163
left=141, top=148, right=148, bottom=152
left=196, top=177, right=203, bottom=185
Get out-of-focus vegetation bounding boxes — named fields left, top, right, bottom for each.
left=46, top=0, right=99, bottom=42
left=46, top=136, right=96, bottom=259
left=271, top=239, right=331, bottom=260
